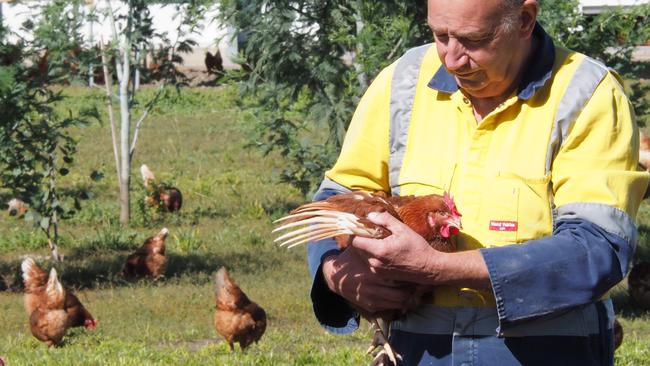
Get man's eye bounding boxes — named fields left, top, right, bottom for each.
left=434, top=33, right=448, bottom=41
left=459, top=37, right=488, bottom=48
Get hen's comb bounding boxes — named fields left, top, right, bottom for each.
left=443, top=192, right=461, bottom=217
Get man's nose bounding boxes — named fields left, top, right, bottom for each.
left=444, top=39, right=468, bottom=71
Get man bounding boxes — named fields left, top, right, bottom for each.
left=306, top=0, right=649, bottom=365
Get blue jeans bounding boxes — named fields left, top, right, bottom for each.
left=389, top=301, right=615, bottom=366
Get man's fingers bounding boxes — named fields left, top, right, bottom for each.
left=367, top=211, right=401, bottom=228
left=354, top=285, right=412, bottom=312
left=350, top=235, right=379, bottom=254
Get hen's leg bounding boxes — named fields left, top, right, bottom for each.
left=366, top=318, right=402, bottom=366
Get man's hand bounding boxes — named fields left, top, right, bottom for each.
left=351, top=211, right=440, bottom=284
left=322, top=248, right=415, bottom=313
left=351, top=211, right=492, bottom=290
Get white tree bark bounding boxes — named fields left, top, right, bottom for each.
left=118, top=36, right=131, bottom=225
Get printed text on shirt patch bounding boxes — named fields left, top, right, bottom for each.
left=489, top=220, right=518, bottom=232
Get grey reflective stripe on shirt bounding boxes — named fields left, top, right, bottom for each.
left=389, top=44, right=431, bottom=196
left=556, top=202, right=637, bottom=247
left=392, top=299, right=614, bottom=337
left=546, top=56, right=609, bottom=174
left=315, top=177, right=352, bottom=196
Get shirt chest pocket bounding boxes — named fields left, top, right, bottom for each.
left=481, top=172, right=553, bottom=246
left=394, top=163, right=456, bottom=196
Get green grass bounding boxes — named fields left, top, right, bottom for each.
left=1, top=85, right=650, bottom=364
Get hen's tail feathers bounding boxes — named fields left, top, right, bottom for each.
left=157, top=227, right=170, bottom=239
left=140, top=164, right=156, bottom=187
left=45, top=268, right=65, bottom=308
left=273, top=209, right=385, bottom=248
left=215, top=267, right=245, bottom=307
left=21, top=257, right=47, bottom=292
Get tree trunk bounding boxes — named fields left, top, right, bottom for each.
left=48, top=239, right=61, bottom=262
left=353, top=0, right=368, bottom=91
left=119, top=42, right=131, bottom=225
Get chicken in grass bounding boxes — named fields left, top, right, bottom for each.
left=204, top=50, right=224, bottom=75
left=273, top=191, right=462, bottom=365
left=123, top=228, right=169, bottom=279
left=21, top=258, right=97, bottom=347
left=140, top=164, right=183, bottom=213
left=7, top=198, right=28, bottom=217
left=214, top=267, right=267, bottom=352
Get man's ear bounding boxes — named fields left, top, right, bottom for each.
left=519, top=0, right=539, bottom=39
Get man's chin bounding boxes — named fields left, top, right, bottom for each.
left=455, top=77, right=485, bottom=91
left=456, top=80, right=500, bottom=99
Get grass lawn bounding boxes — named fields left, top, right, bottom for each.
left=0, top=85, right=649, bottom=365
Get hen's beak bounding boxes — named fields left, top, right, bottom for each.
left=447, top=216, right=463, bottom=231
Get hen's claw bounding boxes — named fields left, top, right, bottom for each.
left=366, top=325, right=401, bottom=366
left=370, top=348, right=403, bottom=366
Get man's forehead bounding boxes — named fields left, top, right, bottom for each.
left=427, top=0, right=505, bottom=32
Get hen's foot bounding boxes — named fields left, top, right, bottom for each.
left=366, top=328, right=401, bottom=366
left=369, top=346, right=403, bottom=366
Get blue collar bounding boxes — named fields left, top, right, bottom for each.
left=427, top=23, right=555, bottom=100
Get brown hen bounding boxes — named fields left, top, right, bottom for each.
left=205, top=50, right=224, bottom=75
left=123, top=228, right=169, bottom=279
left=214, top=267, right=267, bottom=352
left=140, top=164, right=183, bottom=213
left=21, top=258, right=97, bottom=346
left=274, top=190, right=462, bottom=365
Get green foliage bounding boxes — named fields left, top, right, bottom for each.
left=216, top=0, right=429, bottom=196
left=0, top=25, right=98, bottom=254
left=23, top=0, right=95, bottom=85
left=539, top=2, right=650, bottom=126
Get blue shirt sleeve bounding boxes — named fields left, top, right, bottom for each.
left=306, top=186, right=360, bottom=334
left=480, top=218, right=634, bottom=331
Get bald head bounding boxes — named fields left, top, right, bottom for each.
left=427, top=0, right=539, bottom=100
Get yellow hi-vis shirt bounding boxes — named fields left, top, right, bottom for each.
left=324, top=44, right=648, bottom=308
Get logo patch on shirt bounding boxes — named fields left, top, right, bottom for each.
left=489, top=220, right=518, bottom=232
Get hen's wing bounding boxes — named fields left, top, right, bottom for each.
left=273, top=191, right=398, bottom=249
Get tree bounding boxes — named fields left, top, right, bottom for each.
left=219, top=1, right=649, bottom=197
left=216, top=0, right=429, bottom=196
left=99, top=0, right=206, bottom=225
left=538, top=1, right=650, bottom=127
left=0, top=20, right=97, bottom=261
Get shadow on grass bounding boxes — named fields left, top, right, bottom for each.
left=0, top=249, right=281, bottom=292
left=130, top=206, right=234, bottom=229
